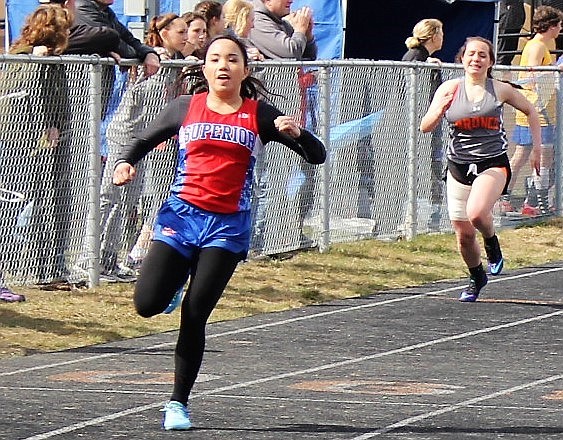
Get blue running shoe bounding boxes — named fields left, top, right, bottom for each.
left=163, top=287, right=183, bottom=314
left=488, top=257, right=504, bottom=276
left=459, top=274, right=487, bottom=302
left=484, top=235, right=503, bottom=276
left=162, top=401, right=192, bottom=430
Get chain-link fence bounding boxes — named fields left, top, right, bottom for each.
left=0, top=56, right=561, bottom=287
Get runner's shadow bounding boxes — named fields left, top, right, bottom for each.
left=196, top=423, right=365, bottom=434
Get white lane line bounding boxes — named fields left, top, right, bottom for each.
left=21, top=309, right=562, bottom=439
left=3, top=266, right=562, bottom=378
left=350, top=374, right=563, bottom=439
left=4, top=386, right=561, bottom=414
left=203, top=393, right=563, bottom=413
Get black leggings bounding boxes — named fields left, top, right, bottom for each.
left=134, top=241, right=242, bottom=405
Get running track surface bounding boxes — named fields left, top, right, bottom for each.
left=1, top=263, right=562, bottom=439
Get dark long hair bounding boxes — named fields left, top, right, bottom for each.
left=188, top=34, right=269, bottom=100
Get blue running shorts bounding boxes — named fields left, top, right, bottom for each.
left=153, top=196, right=251, bottom=260
left=512, top=125, right=554, bottom=146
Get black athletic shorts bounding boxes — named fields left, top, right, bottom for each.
left=446, top=153, right=512, bottom=195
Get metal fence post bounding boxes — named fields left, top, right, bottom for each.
left=405, top=67, right=419, bottom=240
left=318, top=65, right=331, bottom=252
left=87, top=63, right=102, bottom=287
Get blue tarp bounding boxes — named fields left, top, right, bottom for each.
left=287, top=110, right=384, bottom=198
left=330, top=111, right=383, bottom=146
left=6, top=0, right=37, bottom=42
left=293, top=0, right=343, bottom=59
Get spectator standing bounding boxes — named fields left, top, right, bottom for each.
left=402, top=19, right=444, bottom=64
left=402, top=18, right=445, bottom=231
left=506, top=5, right=562, bottom=215
left=539, top=0, right=563, bottom=49
left=250, top=0, right=316, bottom=60
left=112, top=34, right=325, bottom=430
left=420, top=37, right=541, bottom=302
left=249, top=0, right=319, bottom=250
left=146, top=13, right=189, bottom=60
left=180, top=12, right=207, bottom=58
left=223, top=0, right=264, bottom=61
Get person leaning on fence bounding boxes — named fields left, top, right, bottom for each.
left=73, top=0, right=160, bottom=119
left=402, top=18, right=444, bottom=65
left=502, top=5, right=563, bottom=216
left=420, top=37, right=541, bottom=302
left=112, top=34, right=325, bottom=430
left=402, top=18, right=445, bottom=231
left=97, top=13, right=191, bottom=282
left=0, top=4, right=73, bottom=286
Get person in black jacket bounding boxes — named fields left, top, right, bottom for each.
left=73, top=0, right=160, bottom=118
left=74, top=0, right=160, bottom=71
left=402, top=19, right=445, bottom=230
left=40, top=0, right=121, bottom=55
left=497, top=1, right=526, bottom=66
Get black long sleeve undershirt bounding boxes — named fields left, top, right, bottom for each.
left=116, top=94, right=326, bottom=169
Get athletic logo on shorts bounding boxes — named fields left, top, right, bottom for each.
left=161, top=227, right=176, bottom=237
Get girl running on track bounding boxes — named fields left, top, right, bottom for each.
left=420, top=37, right=541, bottom=302
left=113, top=34, right=326, bottom=430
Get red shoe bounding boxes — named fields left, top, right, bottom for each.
left=521, top=203, right=540, bottom=216
left=499, top=200, right=514, bottom=214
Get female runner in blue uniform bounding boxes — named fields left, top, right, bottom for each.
left=113, top=34, right=325, bottom=430
left=420, top=37, right=541, bottom=302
